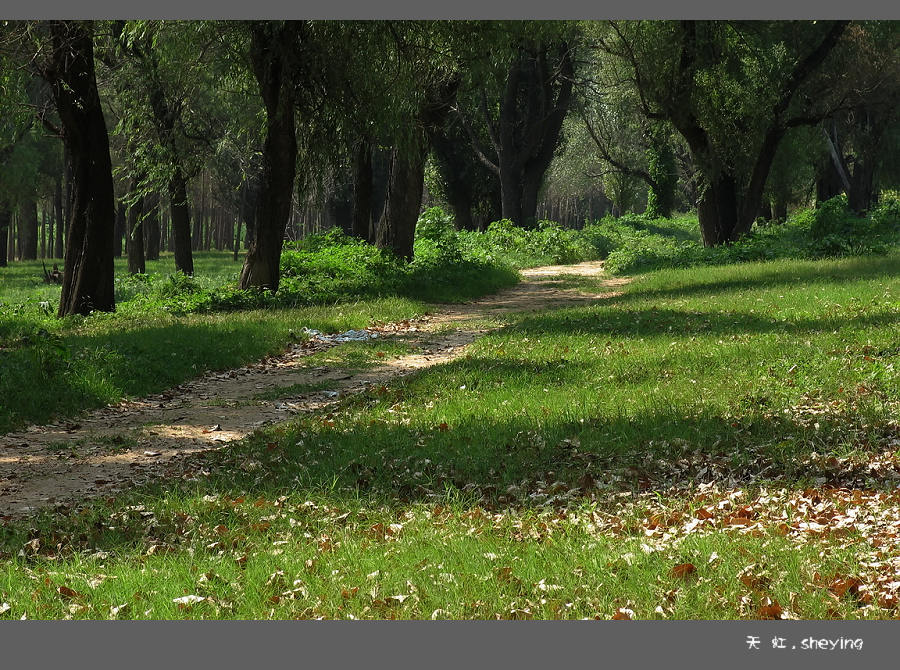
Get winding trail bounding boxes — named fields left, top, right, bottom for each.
left=0, top=261, right=627, bottom=517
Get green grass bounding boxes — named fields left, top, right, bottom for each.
left=0, top=242, right=516, bottom=433
left=1, top=251, right=897, bottom=619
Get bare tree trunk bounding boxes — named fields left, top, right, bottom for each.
left=376, top=144, right=427, bottom=261
left=43, top=21, right=116, bottom=316
left=53, top=172, right=64, bottom=258
left=127, top=182, right=145, bottom=274
left=20, top=199, right=38, bottom=260
left=169, top=166, right=193, bottom=274
left=0, top=202, right=9, bottom=267
left=144, top=193, right=160, bottom=260
left=114, top=200, right=125, bottom=257
left=239, top=21, right=300, bottom=291
left=41, top=206, right=47, bottom=258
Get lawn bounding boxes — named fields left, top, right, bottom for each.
left=1, top=251, right=897, bottom=619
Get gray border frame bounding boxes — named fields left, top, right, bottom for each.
left=0, top=1, right=898, bottom=19
left=0, top=621, right=894, bottom=669
left=1, top=2, right=898, bottom=668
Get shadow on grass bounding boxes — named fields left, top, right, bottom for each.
left=0, top=319, right=301, bottom=433
left=3, top=382, right=892, bottom=544
left=610, top=253, right=899, bottom=304
left=510, top=304, right=898, bottom=339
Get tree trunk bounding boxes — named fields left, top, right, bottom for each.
left=0, top=202, right=9, bottom=267
left=773, top=199, right=788, bottom=221
left=127, top=185, right=145, bottom=274
left=848, top=160, right=876, bottom=216
left=41, top=206, right=47, bottom=258
left=233, top=217, right=242, bottom=261
left=492, top=43, right=573, bottom=229
left=376, top=144, right=427, bottom=261
left=239, top=21, right=300, bottom=291
left=114, top=200, right=125, bottom=257
left=44, top=21, right=116, bottom=317
left=147, top=72, right=193, bottom=272
left=815, top=155, right=843, bottom=206
left=696, top=173, right=740, bottom=246
left=169, top=166, right=193, bottom=274
left=351, top=141, right=373, bottom=240
left=53, top=172, right=64, bottom=258
left=144, top=193, right=160, bottom=260
left=63, top=143, right=72, bottom=244
left=20, top=199, right=38, bottom=260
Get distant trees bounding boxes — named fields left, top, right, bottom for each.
left=0, top=19, right=897, bottom=306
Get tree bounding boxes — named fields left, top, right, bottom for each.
left=426, top=88, right=501, bottom=231
left=238, top=21, right=302, bottom=291
left=595, top=20, right=848, bottom=245
left=816, top=22, right=899, bottom=214
left=31, top=21, right=116, bottom=316
left=460, top=29, right=575, bottom=229
left=644, top=129, right=677, bottom=219
left=108, top=21, right=203, bottom=275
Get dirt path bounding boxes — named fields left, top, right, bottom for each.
left=0, top=261, right=626, bottom=518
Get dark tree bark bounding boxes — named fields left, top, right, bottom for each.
left=427, top=110, right=501, bottom=231
left=20, top=198, right=38, bottom=260
left=375, top=144, right=427, bottom=261
left=816, top=154, right=844, bottom=206
left=329, top=171, right=354, bottom=236
left=0, top=202, right=10, bottom=267
left=168, top=166, right=193, bottom=274
left=114, top=200, right=126, bottom=257
left=144, top=193, right=160, bottom=260
left=53, top=172, right=64, bottom=258
left=239, top=21, right=301, bottom=291
left=41, top=21, right=116, bottom=317
left=41, top=206, right=47, bottom=258
left=471, top=42, right=574, bottom=229
left=376, top=78, right=458, bottom=260
left=126, top=183, right=145, bottom=274
left=62, top=143, right=72, bottom=245
left=351, top=140, right=373, bottom=240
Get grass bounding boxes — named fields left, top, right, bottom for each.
left=1, top=250, right=897, bottom=619
left=0, top=241, right=516, bottom=432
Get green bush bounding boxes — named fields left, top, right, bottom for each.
left=103, top=199, right=898, bottom=315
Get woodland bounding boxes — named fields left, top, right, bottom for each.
left=0, top=20, right=897, bottom=620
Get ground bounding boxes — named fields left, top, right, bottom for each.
left=1, top=254, right=898, bottom=620
left=0, top=261, right=623, bottom=517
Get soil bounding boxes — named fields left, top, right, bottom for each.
left=0, top=261, right=626, bottom=518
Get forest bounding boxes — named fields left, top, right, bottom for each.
left=0, top=20, right=898, bottom=621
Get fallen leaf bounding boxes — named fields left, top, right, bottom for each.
left=757, top=599, right=783, bottom=619
left=671, top=563, right=697, bottom=580
left=57, top=585, right=82, bottom=600
left=611, top=608, right=633, bottom=620
left=829, top=577, right=863, bottom=599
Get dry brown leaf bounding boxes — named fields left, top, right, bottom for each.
left=671, top=563, right=697, bottom=580
left=57, top=585, right=82, bottom=600
left=757, top=599, right=783, bottom=619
